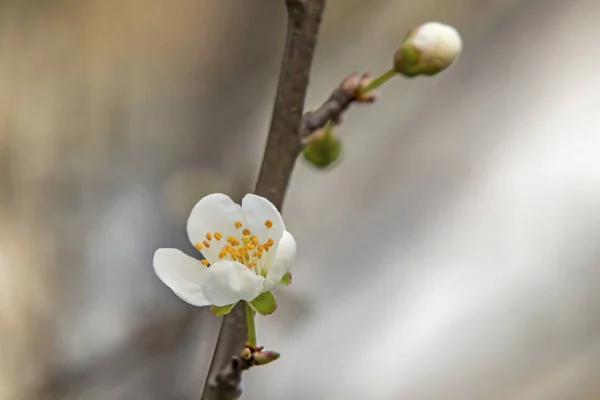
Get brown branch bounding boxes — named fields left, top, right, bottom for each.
left=200, top=3, right=383, bottom=399
left=200, top=0, right=326, bottom=399
left=300, top=72, right=376, bottom=139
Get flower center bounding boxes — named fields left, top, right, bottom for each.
left=195, top=219, right=275, bottom=274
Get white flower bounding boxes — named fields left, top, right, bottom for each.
left=394, top=22, right=462, bottom=77
left=153, top=193, right=296, bottom=313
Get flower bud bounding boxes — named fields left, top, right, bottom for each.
left=393, top=22, right=462, bottom=77
left=302, top=126, right=342, bottom=169
left=253, top=351, right=280, bottom=366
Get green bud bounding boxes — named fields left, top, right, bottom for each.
left=253, top=351, right=280, bottom=366
left=302, top=125, right=342, bottom=169
left=393, top=22, right=462, bottom=77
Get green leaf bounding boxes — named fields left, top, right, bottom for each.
left=279, top=272, right=292, bottom=285
left=210, top=303, right=236, bottom=316
left=249, top=291, right=277, bottom=315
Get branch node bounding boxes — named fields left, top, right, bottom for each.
left=300, top=72, right=378, bottom=139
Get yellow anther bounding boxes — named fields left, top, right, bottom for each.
left=200, top=259, right=210, bottom=266
left=214, top=232, right=222, bottom=241
left=258, top=245, right=265, bottom=252
left=251, top=236, right=259, bottom=245
left=242, top=236, right=250, bottom=245
left=242, top=228, right=251, bottom=236
left=235, top=221, right=243, bottom=229
left=248, top=244, right=256, bottom=250
left=203, top=240, right=210, bottom=248
left=248, top=261, right=257, bottom=269
left=264, top=244, right=270, bottom=252
left=267, top=238, right=274, bottom=246
left=205, top=232, right=212, bottom=241
left=265, top=220, right=273, bottom=228
left=253, top=251, right=262, bottom=259
left=195, top=242, right=203, bottom=250
left=218, top=250, right=227, bottom=259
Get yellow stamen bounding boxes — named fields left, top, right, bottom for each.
left=253, top=251, right=262, bottom=259
left=242, top=236, right=250, bottom=245
left=267, top=238, right=274, bottom=246
left=218, top=250, right=227, bottom=259
left=264, top=244, right=270, bottom=252
left=203, top=240, right=210, bottom=248
left=242, top=228, right=251, bottom=236
left=235, top=221, right=243, bottom=229
left=200, top=259, right=210, bottom=266
left=214, top=232, right=222, bottom=241
left=206, top=232, right=213, bottom=241
left=265, top=220, right=273, bottom=228
left=251, top=236, right=259, bottom=245
left=195, top=242, right=203, bottom=250
left=248, top=261, right=257, bottom=269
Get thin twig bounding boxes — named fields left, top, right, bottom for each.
left=300, top=72, right=376, bottom=139
left=200, top=1, right=326, bottom=399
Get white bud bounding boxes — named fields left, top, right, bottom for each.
left=393, top=22, right=462, bottom=77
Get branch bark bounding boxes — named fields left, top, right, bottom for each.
left=200, top=1, right=326, bottom=399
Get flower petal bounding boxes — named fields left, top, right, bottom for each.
left=153, top=248, right=211, bottom=307
left=199, top=260, right=265, bottom=306
left=263, top=231, right=297, bottom=291
left=187, top=193, right=245, bottom=263
left=241, top=194, right=285, bottom=246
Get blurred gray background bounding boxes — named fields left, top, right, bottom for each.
left=1, top=0, right=600, bottom=399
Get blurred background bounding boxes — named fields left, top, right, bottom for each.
left=1, top=0, right=600, bottom=399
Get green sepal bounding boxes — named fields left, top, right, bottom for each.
left=249, top=291, right=277, bottom=316
left=279, top=272, right=292, bottom=285
left=210, top=303, right=236, bottom=316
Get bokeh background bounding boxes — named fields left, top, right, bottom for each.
left=1, top=0, right=600, bottom=399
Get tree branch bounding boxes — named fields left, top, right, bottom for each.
left=200, top=1, right=326, bottom=399
left=200, top=2, right=384, bottom=399
left=300, top=72, right=376, bottom=139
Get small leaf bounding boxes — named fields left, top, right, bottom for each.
left=210, top=303, right=236, bottom=316
left=279, top=272, right=292, bottom=285
left=249, top=291, right=277, bottom=315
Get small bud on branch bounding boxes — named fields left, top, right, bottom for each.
left=393, top=22, right=463, bottom=77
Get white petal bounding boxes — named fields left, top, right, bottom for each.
left=187, top=193, right=245, bottom=263
left=199, top=260, right=265, bottom=306
left=153, top=248, right=211, bottom=307
left=241, top=194, right=285, bottom=246
left=263, top=231, right=297, bottom=291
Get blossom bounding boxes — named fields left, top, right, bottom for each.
left=153, top=193, right=296, bottom=315
left=393, top=22, right=462, bottom=77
